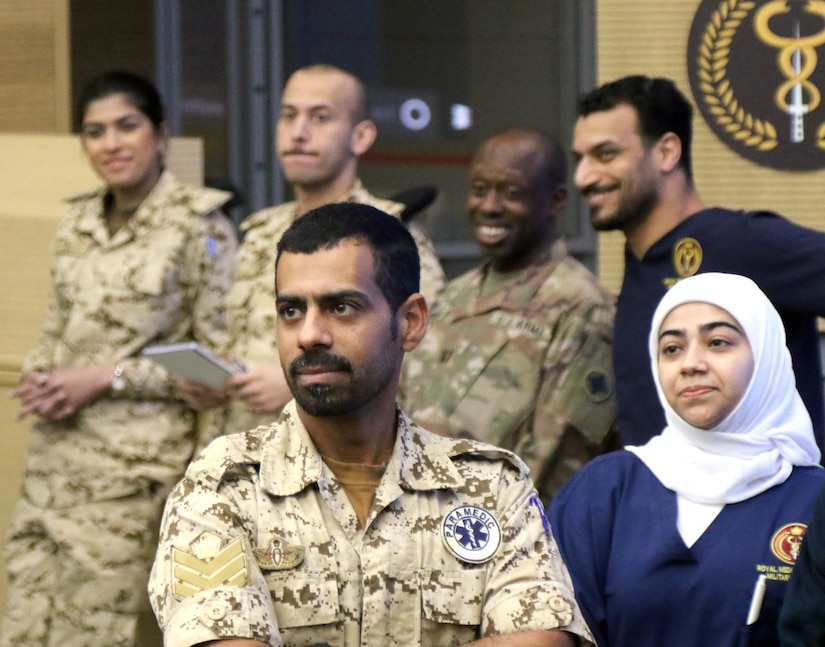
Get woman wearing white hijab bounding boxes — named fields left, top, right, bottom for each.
left=548, top=273, right=824, bottom=647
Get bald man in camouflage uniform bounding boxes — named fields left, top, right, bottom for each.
left=402, top=128, right=617, bottom=504
left=183, top=64, right=445, bottom=446
left=150, top=203, right=591, bottom=647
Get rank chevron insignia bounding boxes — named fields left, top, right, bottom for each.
left=172, top=535, right=248, bottom=598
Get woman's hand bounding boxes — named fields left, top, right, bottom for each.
left=226, top=365, right=291, bottom=414
left=177, top=378, right=230, bottom=410
left=12, top=365, right=113, bottom=421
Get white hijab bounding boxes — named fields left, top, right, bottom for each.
left=628, top=273, right=821, bottom=505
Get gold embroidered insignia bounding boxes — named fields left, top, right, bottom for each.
left=688, top=0, right=825, bottom=170
left=172, top=532, right=248, bottom=598
left=771, top=523, right=807, bottom=565
left=253, top=538, right=305, bottom=570
left=672, top=238, right=703, bottom=278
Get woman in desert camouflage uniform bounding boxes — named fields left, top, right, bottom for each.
left=2, top=71, right=237, bottom=647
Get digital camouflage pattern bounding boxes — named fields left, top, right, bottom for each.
left=150, top=402, right=593, bottom=647
left=402, top=239, right=617, bottom=504
left=201, top=180, right=445, bottom=447
left=1, top=171, right=237, bottom=647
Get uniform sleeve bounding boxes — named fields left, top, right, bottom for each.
left=530, top=299, right=617, bottom=501
left=548, top=461, right=616, bottom=647
left=479, top=464, right=594, bottom=645
left=407, top=220, right=446, bottom=306
left=183, top=210, right=238, bottom=351
left=779, top=488, right=825, bottom=646
left=148, top=448, right=280, bottom=646
left=21, top=271, right=63, bottom=375
left=739, top=212, right=825, bottom=312
left=20, top=219, right=74, bottom=375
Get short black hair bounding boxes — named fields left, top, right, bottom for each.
left=75, top=70, right=165, bottom=132
left=276, top=202, right=420, bottom=313
left=577, top=75, right=694, bottom=182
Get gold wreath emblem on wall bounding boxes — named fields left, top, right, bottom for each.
left=697, top=0, right=779, bottom=150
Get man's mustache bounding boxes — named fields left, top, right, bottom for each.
left=289, top=350, right=352, bottom=376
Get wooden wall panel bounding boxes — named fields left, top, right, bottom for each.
left=595, top=1, right=825, bottom=292
left=0, top=0, right=70, bottom=132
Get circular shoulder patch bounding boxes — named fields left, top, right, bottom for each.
left=442, top=505, right=502, bottom=564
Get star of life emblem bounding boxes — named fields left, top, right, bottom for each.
left=442, top=505, right=502, bottom=564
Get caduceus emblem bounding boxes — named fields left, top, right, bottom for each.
left=754, top=0, right=825, bottom=142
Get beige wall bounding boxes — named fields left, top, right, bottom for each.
left=0, top=0, right=70, bottom=132
left=0, top=0, right=71, bottom=616
left=596, top=0, right=825, bottom=292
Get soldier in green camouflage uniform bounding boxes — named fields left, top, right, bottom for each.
left=150, top=203, right=591, bottom=647
left=402, top=128, right=617, bottom=504
left=184, top=64, right=444, bottom=448
left=3, top=72, right=237, bottom=647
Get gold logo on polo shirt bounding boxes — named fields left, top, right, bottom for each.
left=673, top=238, right=703, bottom=278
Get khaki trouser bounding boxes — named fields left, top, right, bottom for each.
left=1, top=491, right=165, bottom=647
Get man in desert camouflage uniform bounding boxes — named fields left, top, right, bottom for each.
left=402, top=128, right=617, bottom=504
left=149, top=203, right=592, bottom=647
left=181, top=64, right=445, bottom=444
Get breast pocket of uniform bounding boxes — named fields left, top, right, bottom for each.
left=265, top=571, right=342, bottom=646
left=420, top=569, right=486, bottom=646
left=109, top=260, right=176, bottom=332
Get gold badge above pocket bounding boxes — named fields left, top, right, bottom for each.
left=254, top=538, right=305, bottom=571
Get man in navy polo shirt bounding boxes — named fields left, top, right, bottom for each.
left=572, top=74, right=825, bottom=449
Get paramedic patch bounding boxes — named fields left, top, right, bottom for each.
left=442, top=505, right=502, bottom=564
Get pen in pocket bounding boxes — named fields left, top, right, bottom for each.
left=746, top=574, right=767, bottom=625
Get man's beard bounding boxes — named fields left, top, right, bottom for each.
left=588, top=183, right=658, bottom=233
left=287, top=349, right=387, bottom=417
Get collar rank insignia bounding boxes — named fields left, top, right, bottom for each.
left=442, top=505, right=502, bottom=564
left=253, top=538, right=305, bottom=571
left=171, top=531, right=248, bottom=598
